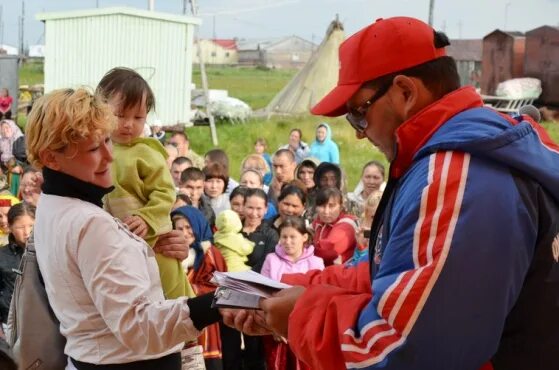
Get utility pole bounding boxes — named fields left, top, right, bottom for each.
left=189, top=0, right=218, bottom=146
left=18, top=0, right=25, bottom=55
left=0, top=5, right=4, bottom=46
left=148, top=0, right=155, bottom=11
left=504, top=2, right=511, bottom=30
left=428, top=0, right=435, bottom=26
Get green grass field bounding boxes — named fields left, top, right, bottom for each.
left=18, top=62, right=559, bottom=188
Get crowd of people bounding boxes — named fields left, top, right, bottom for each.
left=0, top=15, right=557, bottom=370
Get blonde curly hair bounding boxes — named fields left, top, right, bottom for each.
left=25, top=88, right=115, bottom=169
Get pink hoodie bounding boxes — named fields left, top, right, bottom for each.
left=261, top=244, right=325, bottom=282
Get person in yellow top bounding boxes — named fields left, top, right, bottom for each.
left=214, top=209, right=254, bottom=272
left=0, top=194, right=20, bottom=246
left=97, top=67, right=189, bottom=299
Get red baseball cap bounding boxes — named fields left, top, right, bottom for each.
left=311, top=17, right=447, bottom=117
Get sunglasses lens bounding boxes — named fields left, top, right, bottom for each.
left=346, top=113, right=365, bottom=132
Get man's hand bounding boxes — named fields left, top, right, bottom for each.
left=122, top=215, right=148, bottom=238
left=153, top=229, right=189, bottom=261
left=260, top=286, right=306, bottom=338
left=220, top=308, right=273, bottom=336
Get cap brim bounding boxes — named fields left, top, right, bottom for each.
left=311, top=83, right=361, bottom=117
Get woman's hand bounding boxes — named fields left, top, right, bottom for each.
left=220, top=308, right=272, bottom=336
left=260, top=286, right=306, bottom=338
left=153, top=230, right=190, bottom=261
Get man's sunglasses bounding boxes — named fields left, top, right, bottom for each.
left=345, top=81, right=393, bottom=133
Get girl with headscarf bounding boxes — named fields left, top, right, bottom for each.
left=171, top=206, right=227, bottom=370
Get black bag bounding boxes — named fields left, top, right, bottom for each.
left=6, top=231, right=67, bottom=369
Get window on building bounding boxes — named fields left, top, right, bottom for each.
left=211, top=52, right=217, bottom=57
left=225, top=52, right=230, bottom=57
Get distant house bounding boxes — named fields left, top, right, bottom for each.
left=447, top=39, right=482, bottom=88
left=37, top=7, right=201, bottom=125
left=193, top=39, right=238, bottom=65
left=0, top=44, right=18, bottom=55
left=238, top=36, right=316, bottom=69
left=481, top=30, right=526, bottom=95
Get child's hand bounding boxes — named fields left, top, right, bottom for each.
left=123, top=215, right=148, bottom=238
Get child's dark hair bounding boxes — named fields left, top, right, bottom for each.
left=244, top=188, right=268, bottom=206
left=255, top=137, right=267, bottom=147
left=278, top=216, right=308, bottom=237
left=230, top=186, right=248, bottom=202
left=96, top=67, right=155, bottom=112
left=203, top=163, right=229, bottom=190
left=278, top=183, right=306, bottom=205
left=315, top=187, right=343, bottom=207
left=180, top=167, right=205, bottom=184
left=8, top=203, right=36, bottom=226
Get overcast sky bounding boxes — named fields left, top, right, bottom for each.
left=1, top=0, right=558, bottom=47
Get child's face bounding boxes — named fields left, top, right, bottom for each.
left=109, top=94, right=147, bottom=144
left=240, top=171, right=261, bottom=189
left=0, top=206, right=10, bottom=232
left=181, top=179, right=204, bottom=204
left=280, top=226, right=308, bottom=258
left=205, top=178, right=225, bottom=198
left=317, top=196, right=342, bottom=224
left=10, top=214, right=34, bottom=247
left=174, top=217, right=195, bottom=247
left=254, top=143, right=265, bottom=154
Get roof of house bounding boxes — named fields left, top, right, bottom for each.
left=484, top=29, right=525, bottom=39
left=36, top=6, right=201, bottom=26
left=237, top=35, right=315, bottom=51
left=211, top=39, right=237, bottom=50
left=447, top=39, right=482, bottom=61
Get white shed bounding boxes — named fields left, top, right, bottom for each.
left=37, top=7, right=201, bottom=125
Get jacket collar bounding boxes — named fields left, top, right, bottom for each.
left=391, top=86, right=483, bottom=179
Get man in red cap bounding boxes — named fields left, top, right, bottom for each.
left=223, top=16, right=559, bottom=370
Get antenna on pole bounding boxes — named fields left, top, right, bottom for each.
left=428, top=0, right=435, bottom=26
left=189, top=0, right=219, bottom=146
left=18, top=0, right=25, bottom=56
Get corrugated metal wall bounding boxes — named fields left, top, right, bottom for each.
left=44, top=14, right=197, bottom=125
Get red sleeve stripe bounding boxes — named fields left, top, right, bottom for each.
left=341, top=152, right=470, bottom=368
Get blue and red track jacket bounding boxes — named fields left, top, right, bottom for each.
left=283, top=87, right=559, bottom=370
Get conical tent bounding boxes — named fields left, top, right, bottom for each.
left=265, top=19, right=345, bottom=116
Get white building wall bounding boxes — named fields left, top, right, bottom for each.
left=39, top=8, right=200, bottom=125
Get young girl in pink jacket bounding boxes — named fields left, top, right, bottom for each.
left=260, top=216, right=324, bottom=370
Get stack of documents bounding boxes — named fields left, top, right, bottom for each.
left=211, top=270, right=291, bottom=309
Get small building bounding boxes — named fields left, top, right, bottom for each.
left=238, top=36, right=316, bottom=69
left=193, top=39, right=238, bottom=65
left=481, top=30, right=526, bottom=95
left=524, top=25, right=559, bottom=106
left=37, top=7, right=201, bottom=125
left=447, top=39, right=482, bottom=88
left=0, top=44, right=18, bottom=55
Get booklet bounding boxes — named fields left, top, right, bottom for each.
left=211, top=270, right=291, bottom=309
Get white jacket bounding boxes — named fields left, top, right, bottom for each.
left=34, top=194, right=199, bottom=364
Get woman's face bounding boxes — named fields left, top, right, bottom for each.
left=317, top=196, right=342, bottom=224
left=174, top=217, right=195, bottom=247
left=47, top=135, right=113, bottom=188
left=289, top=130, right=301, bottom=147
left=278, top=194, right=305, bottom=220
left=204, top=178, right=225, bottom=198
left=10, top=214, right=34, bottom=247
left=20, top=172, right=42, bottom=206
left=362, top=165, right=384, bottom=194
left=1, top=123, right=12, bottom=138
left=316, top=126, right=327, bottom=142
left=244, top=195, right=267, bottom=227
left=0, top=206, right=10, bottom=232
left=240, top=171, right=262, bottom=189
left=298, top=165, right=315, bottom=189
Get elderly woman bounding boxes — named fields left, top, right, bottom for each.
left=26, top=88, right=219, bottom=369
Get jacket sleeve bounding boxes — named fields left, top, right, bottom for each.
left=320, top=221, right=356, bottom=260
left=260, top=253, right=273, bottom=279
left=77, top=214, right=201, bottom=354
left=287, top=152, right=536, bottom=370
left=134, top=149, right=176, bottom=239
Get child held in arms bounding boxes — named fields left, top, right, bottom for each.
left=97, top=67, right=187, bottom=299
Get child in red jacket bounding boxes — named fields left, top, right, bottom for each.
left=312, top=187, right=357, bottom=266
